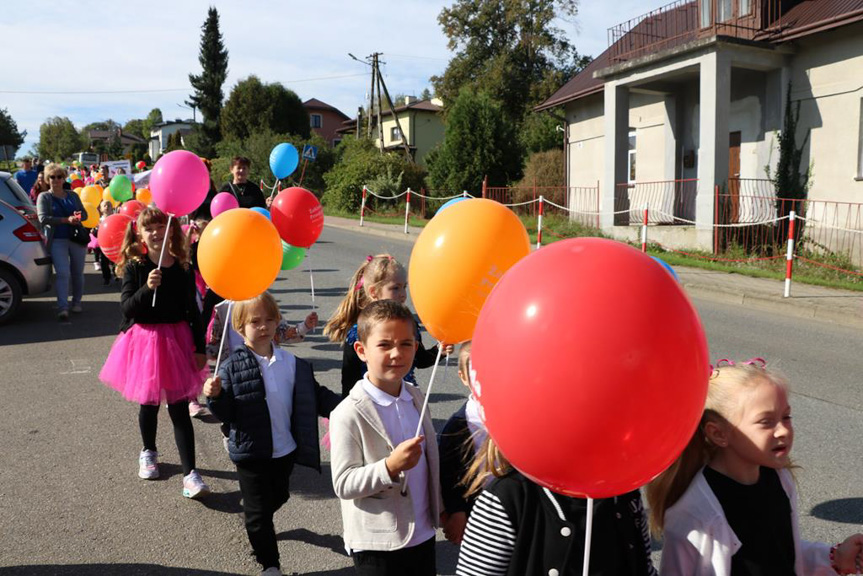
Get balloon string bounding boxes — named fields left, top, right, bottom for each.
left=403, top=343, right=444, bottom=496
left=307, top=247, right=316, bottom=313
left=269, top=180, right=278, bottom=199
left=582, top=497, right=594, bottom=576
left=151, top=213, right=172, bottom=307
left=213, top=301, right=233, bottom=375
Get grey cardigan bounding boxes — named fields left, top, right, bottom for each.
left=36, top=190, right=88, bottom=248
left=330, top=381, right=442, bottom=552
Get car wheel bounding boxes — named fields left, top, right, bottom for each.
left=0, top=268, right=23, bottom=325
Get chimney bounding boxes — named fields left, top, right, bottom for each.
left=403, top=96, right=417, bottom=106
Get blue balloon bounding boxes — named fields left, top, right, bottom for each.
left=269, top=143, right=299, bottom=179
left=436, top=196, right=469, bottom=215
left=251, top=206, right=271, bottom=220
left=650, top=255, right=680, bottom=282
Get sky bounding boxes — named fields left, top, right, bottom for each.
left=1, top=0, right=646, bottom=157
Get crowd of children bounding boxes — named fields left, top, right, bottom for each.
left=96, top=200, right=863, bottom=576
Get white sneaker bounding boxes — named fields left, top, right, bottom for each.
left=182, top=469, right=210, bottom=499
left=222, top=436, right=230, bottom=454
left=261, top=568, right=282, bottom=576
left=94, top=262, right=101, bottom=271
left=138, top=449, right=159, bottom=480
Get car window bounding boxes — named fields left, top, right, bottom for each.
left=0, top=176, right=33, bottom=206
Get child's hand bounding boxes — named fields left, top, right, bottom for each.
left=265, top=195, right=274, bottom=208
left=441, top=343, right=455, bottom=356
left=146, top=269, right=162, bottom=290
left=443, top=511, right=468, bottom=545
left=204, top=376, right=222, bottom=398
left=305, top=311, right=318, bottom=330
left=194, top=353, right=207, bottom=371
left=385, top=436, right=424, bottom=479
left=834, top=534, right=863, bottom=574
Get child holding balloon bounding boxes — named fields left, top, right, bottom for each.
left=647, top=360, right=863, bottom=575
left=323, top=254, right=451, bottom=398
left=203, top=291, right=340, bottom=576
left=93, top=199, right=115, bottom=285
left=99, top=206, right=210, bottom=499
left=329, top=300, right=441, bottom=576
left=456, top=437, right=657, bottom=576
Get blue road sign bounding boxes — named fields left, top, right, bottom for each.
left=302, top=144, right=318, bottom=162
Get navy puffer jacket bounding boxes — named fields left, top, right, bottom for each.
left=208, top=345, right=342, bottom=469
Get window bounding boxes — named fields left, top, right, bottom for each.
left=391, top=126, right=402, bottom=142
left=700, top=0, right=712, bottom=27
left=740, top=0, right=751, bottom=16
left=718, top=0, right=732, bottom=22
left=628, top=130, right=637, bottom=184
left=310, top=114, right=322, bottom=129
left=857, top=99, right=863, bottom=178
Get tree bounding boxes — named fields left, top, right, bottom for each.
left=220, top=76, right=310, bottom=141
left=165, top=131, right=184, bottom=152
left=427, top=88, right=521, bottom=193
left=431, top=0, right=588, bottom=124
left=520, top=111, right=564, bottom=154
left=123, top=118, right=146, bottom=140
left=187, top=7, right=229, bottom=157
left=0, top=108, right=26, bottom=161
left=141, top=108, right=164, bottom=140
left=37, top=117, right=83, bottom=160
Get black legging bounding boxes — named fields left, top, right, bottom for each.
left=138, top=401, right=196, bottom=475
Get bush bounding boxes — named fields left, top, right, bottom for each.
left=512, top=149, right=565, bottom=205
left=322, top=138, right=426, bottom=213
left=212, top=131, right=334, bottom=196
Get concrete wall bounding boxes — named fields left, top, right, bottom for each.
left=788, top=22, right=863, bottom=205
left=565, top=94, right=605, bottom=188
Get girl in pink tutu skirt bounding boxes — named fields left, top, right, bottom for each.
left=99, top=206, right=210, bottom=499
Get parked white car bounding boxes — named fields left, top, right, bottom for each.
left=0, top=198, right=52, bottom=324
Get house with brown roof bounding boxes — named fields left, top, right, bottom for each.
left=86, top=129, right=147, bottom=155
left=337, top=97, right=445, bottom=166
left=303, top=98, right=350, bottom=147
left=539, top=0, right=863, bottom=251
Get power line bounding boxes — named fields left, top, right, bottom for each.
left=0, top=73, right=368, bottom=95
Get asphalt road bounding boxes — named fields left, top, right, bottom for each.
left=1, top=224, right=861, bottom=575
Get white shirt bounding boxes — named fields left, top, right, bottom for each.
left=361, top=376, right=435, bottom=548
left=464, top=396, right=487, bottom=454
left=252, top=345, right=297, bottom=458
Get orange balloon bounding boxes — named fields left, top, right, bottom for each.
left=81, top=202, right=99, bottom=228
left=408, top=198, right=530, bottom=343
left=197, top=209, right=282, bottom=301
left=81, top=185, right=102, bottom=206
left=136, top=187, right=152, bottom=205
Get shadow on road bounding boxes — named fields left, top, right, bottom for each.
left=811, top=498, right=863, bottom=523
left=0, top=566, right=237, bottom=575
left=277, top=527, right=345, bottom=555
left=291, top=464, right=336, bottom=500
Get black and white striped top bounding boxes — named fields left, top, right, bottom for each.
left=456, top=491, right=517, bottom=576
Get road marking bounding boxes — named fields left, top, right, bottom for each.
left=60, top=359, right=92, bottom=375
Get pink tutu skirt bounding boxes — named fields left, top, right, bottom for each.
left=100, top=322, right=204, bottom=405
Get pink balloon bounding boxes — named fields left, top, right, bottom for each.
left=149, top=150, right=209, bottom=217
left=210, top=192, right=239, bottom=218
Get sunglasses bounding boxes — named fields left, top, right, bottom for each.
left=49, top=175, right=65, bottom=180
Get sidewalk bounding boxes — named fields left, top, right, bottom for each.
left=325, top=215, right=863, bottom=329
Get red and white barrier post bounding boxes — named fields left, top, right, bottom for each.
left=641, top=203, right=649, bottom=253
left=404, top=188, right=412, bottom=234
left=360, top=186, right=367, bottom=227
left=536, top=195, right=544, bottom=250
left=784, top=210, right=796, bottom=298
left=462, top=190, right=469, bottom=198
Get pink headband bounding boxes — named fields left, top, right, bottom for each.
left=709, top=357, right=767, bottom=374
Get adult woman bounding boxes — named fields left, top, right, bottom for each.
left=36, top=163, right=89, bottom=321
left=29, top=171, right=49, bottom=202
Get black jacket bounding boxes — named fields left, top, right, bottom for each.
left=438, top=402, right=478, bottom=515
left=208, top=345, right=341, bottom=468
left=489, top=471, right=655, bottom=576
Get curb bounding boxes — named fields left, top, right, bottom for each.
left=324, top=218, right=863, bottom=329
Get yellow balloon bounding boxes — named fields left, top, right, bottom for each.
left=102, top=188, right=118, bottom=207
left=81, top=202, right=100, bottom=228
left=136, top=187, right=152, bottom=205
left=81, top=186, right=102, bottom=206
left=409, top=199, right=531, bottom=343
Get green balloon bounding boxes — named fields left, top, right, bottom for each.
left=281, top=241, right=306, bottom=271
left=109, top=175, right=133, bottom=202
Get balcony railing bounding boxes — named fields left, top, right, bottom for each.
left=608, top=0, right=774, bottom=63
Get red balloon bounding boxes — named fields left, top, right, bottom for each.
left=471, top=238, right=709, bottom=498
left=70, top=179, right=83, bottom=189
left=271, top=187, right=324, bottom=248
left=119, top=200, right=146, bottom=220
left=97, top=214, right=133, bottom=263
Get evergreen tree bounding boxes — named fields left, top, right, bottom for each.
left=187, top=7, right=229, bottom=157
left=0, top=108, right=26, bottom=160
